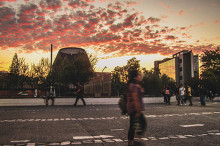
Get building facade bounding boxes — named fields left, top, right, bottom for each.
left=155, top=50, right=199, bottom=86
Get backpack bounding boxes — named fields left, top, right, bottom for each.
left=118, top=94, right=127, bottom=115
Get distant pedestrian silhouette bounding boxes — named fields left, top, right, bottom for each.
left=73, top=82, right=86, bottom=106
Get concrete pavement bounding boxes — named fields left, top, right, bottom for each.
left=0, top=96, right=219, bottom=106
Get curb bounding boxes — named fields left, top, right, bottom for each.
left=0, top=97, right=219, bottom=107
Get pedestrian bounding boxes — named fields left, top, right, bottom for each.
left=46, top=86, right=55, bottom=106
left=199, top=84, right=207, bottom=106
left=185, top=84, right=193, bottom=106
left=34, top=89, right=37, bottom=98
left=165, top=87, right=171, bottom=105
left=73, top=82, right=86, bottom=106
left=174, top=85, right=180, bottom=105
left=162, top=85, right=167, bottom=103
left=179, top=84, right=185, bottom=106
left=208, top=90, right=214, bottom=101
left=126, top=69, right=147, bottom=146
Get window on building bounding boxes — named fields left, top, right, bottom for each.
left=180, top=76, right=182, bottom=80
left=179, top=59, right=182, bottom=63
left=180, top=67, right=182, bottom=71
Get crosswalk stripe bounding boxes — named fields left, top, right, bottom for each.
left=180, top=124, right=204, bottom=127
left=1, top=112, right=220, bottom=123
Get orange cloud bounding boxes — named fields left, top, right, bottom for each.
left=0, top=0, right=217, bottom=57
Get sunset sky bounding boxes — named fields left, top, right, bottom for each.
left=0, top=0, right=219, bottom=72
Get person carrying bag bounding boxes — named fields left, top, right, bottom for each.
left=126, top=69, right=147, bottom=146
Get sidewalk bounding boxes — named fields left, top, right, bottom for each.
left=0, top=96, right=219, bottom=106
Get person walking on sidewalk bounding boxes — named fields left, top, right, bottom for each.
left=73, top=82, right=86, bottom=106
left=199, top=84, right=207, bottom=106
left=185, top=84, right=193, bottom=106
left=179, top=84, right=185, bottom=106
left=174, top=85, right=180, bottom=105
left=165, top=87, right=171, bottom=105
left=126, top=69, right=147, bottom=146
left=162, top=85, right=167, bottom=103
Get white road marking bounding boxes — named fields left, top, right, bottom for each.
left=103, top=139, right=114, bottom=142
left=159, top=137, right=169, bottom=140
left=207, top=130, right=219, bottom=133
left=168, top=135, right=178, bottom=138
left=176, top=135, right=187, bottom=138
left=71, top=141, right=82, bottom=144
left=48, top=143, right=60, bottom=145
left=73, top=135, right=114, bottom=140
left=113, top=139, right=123, bottom=142
left=1, top=112, right=220, bottom=123
left=10, top=140, right=30, bottom=143
left=26, top=143, right=35, bottom=146
left=184, top=135, right=195, bottom=137
left=141, top=138, right=149, bottom=141
left=8, top=130, right=220, bottom=145
left=94, top=140, right=103, bottom=143
left=60, top=141, right=70, bottom=145
left=110, top=129, right=124, bottom=131
left=73, top=136, right=94, bottom=140
left=180, top=124, right=204, bottom=127
left=82, top=140, right=93, bottom=144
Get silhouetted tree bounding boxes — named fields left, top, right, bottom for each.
left=200, top=47, right=220, bottom=94
left=111, top=57, right=141, bottom=96
left=8, top=53, right=29, bottom=89
left=87, top=52, right=98, bottom=71
left=29, top=57, right=50, bottom=88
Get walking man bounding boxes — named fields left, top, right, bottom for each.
left=199, top=84, right=207, bottom=106
left=179, top=84, right=185, bottom=105
left=165, top=87, right=171, bottom=105
left=74, top=82, right=86, bottom=106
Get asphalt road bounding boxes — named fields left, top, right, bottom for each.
left=0, top=100, right=220, bottom=146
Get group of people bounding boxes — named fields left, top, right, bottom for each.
left=42, top=82, right=86, bottom=106
left=162, top=83, right=214, bottom=106
left=124, top=69, right=217, bottom=146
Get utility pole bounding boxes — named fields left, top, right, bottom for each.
left=51, top=44, right=53, bottom=73
left=102, top=66, right=107, bottom=96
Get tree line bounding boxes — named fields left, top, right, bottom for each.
left=111, top=47, right=220, bottom=96
left=0, top=47, right=219, bottom=97
left=111, top=57, right=176, bottom=96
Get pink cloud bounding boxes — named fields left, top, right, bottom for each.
left=214, top=20, right=220, bottom=24
left=178, top=10, right=186, bottom=16
left=147, top=17, right=161, bottom=24
left=157, top=2, right=170, bottom=9
left=0, top=0, right=16, bottom=2
left=212, top=3, right=217, bottom=7
left=40, top=0, right=62, bottom=10
left=189, top=22, right=205, bottom=28
left=0, top=0, right=217, bottom=57
left=126, top=1, right=139, bottom=7
left=164, top=35, right=177, bottom=41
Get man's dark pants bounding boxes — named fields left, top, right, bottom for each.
left=128, top=112, right=147, bottom=141
left=74, top=95, right=86, bottom=106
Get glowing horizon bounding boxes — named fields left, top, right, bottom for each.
left=0, top=0, right=219, bottom=72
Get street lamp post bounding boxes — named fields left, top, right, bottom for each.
left=102, top=66, right=107, bottom=96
